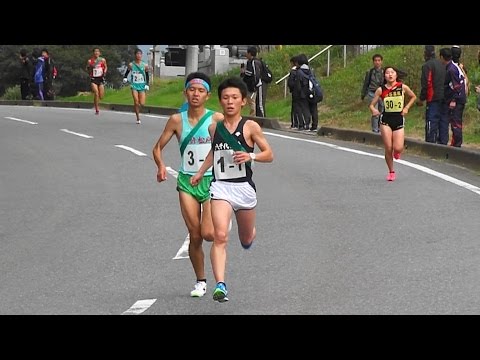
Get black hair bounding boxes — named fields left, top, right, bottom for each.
left=296, top=53, right=309, bottom=66
left=451, top=45, right=462, bottom=63
left=247, top=46, right=257, bottom=57
left=439, top=48, right=452, bottom=61
left=32, top=48, right=41, bottom=58
left=20, top=48, right=27, bottom=57
left=134, top=48, right=143, bottom=55
left=382, top=66, right=401, bottom=84
left=372, top=53, right=383, bottom=61
left=217, top=76, right=247, bottom=100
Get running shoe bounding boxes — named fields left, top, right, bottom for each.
left=95, top=110, right=99, bottom=115
left=240, top=240, right=253, bottom=249
left=213, top=282, right=228, bottom=302
left=190, top=281, right=207, bottom=297
left=136, top=120, right=141, bottom=124
left=386, top=171, right=396, bottom=181
left=393, top=152, right=401, bottom=160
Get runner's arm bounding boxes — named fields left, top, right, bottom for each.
left=152, top=114, right=180, bottom=182
left=249, top=121, right=273, bottom=163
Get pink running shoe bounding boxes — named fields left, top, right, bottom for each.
left=393, top=152, right=401, bottom=160
left=386, top=171, right=396, bottom=181
left=95, top=110, right=99, bottom=115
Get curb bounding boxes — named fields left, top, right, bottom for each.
left=2, top=100, right=479, bottom=172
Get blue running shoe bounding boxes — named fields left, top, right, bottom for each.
left=213, top=282, right=229, bottom=302
left=240, top=241, right=252, bottom=249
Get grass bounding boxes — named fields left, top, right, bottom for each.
left=62, top=45, right=480, bottom=149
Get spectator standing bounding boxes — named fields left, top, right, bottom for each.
left=32, top=48, right=45, bottom=101
left=292, top=53, right=313, bottom=131
left=240, top=46, right=263, bottom=117
left=19, top=49, right=32, bottom=100
left=440, top=47, right=467, bottom=147
left=256, top=57, right=268, bottom=117
left=417, top=45, right=447, bottom=145
left=287, top=56, right=298, bottom=128
left=361, top=54, right=384, bottom=133
left=42, top=48, right=55, bottom=100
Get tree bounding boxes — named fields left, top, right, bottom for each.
left=0, top=45, right=136, bottom=97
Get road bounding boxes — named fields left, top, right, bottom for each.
left=1, top=105, right=480, bottom=315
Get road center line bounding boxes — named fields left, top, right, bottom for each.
left=264, top=132, right=480, bottom=196
left=114, top=145, right=147, bottom=156
left=60, top=129, right=93, bottom=138
left=4, top=116, right=38, bottom=125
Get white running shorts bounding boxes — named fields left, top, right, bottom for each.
left=209, top=181, right=257, bottom=211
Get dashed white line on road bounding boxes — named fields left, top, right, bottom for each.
left=114, top=145, right=147, bottom=156
left=60, top=129, right=93, bottom=138
left=4, top=116, right=38, bottom=125
left=144, top=114, right=167, bottom=119
left=122, top=299, right=157, bottom=315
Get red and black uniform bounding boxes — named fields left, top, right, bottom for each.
left=379, top=82, right=405, bottom=131
left=88, top=57, right=106, bottom=85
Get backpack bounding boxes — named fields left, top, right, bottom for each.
left=301, top=70, right=323, bottom=103
left=260, top=59, right=273, bottom=84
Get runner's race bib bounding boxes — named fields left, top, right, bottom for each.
left=132, top=71, right=144, bottom=84
left=213, top=149, right=246, bottom=180
left=384, top=90, right=404, bottom=112
left=93, top=67, right=104, bottom=77
left=183, top=143, right=211, bottom=172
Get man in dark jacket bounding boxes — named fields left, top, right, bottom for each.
left=417, top=45, right=447, bottom=144
left=240, top=46, right=263, bottom=116
left=440, top=47, right=467, bottom=147
left=19, top=49, right=32, bottom=100
left=42, top=48, right=55, bottom=100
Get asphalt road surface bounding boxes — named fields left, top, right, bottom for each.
left=1, top=105, right=480, bottom=315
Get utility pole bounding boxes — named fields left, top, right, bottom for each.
left=185, top=45, right=199, bottom=76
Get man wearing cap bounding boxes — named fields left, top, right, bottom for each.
left=417, top=45, right=448, bottom=145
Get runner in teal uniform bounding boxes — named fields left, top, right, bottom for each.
left=123, top=48, right=150, bottom=124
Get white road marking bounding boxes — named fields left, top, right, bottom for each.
left=166, top=166, right=178, bottom=178
left=114, top=145, right=147, bottom=156
left=122, top=299, right=157, bottom=315
left=144, top=114, right=167, bottom=119
left=4, top=116, right=38, bottom=125
left=60, top=129, right=93, bottom=138
left=173, top=234, right=190, bottom=260
left=165, top=167, right=192, bottom=260
left=264, top=132, right=480, bottom=196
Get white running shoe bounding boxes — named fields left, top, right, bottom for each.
left=190, top=281, right=207, bottom=297
left=136, top=119, right=141, bottom=124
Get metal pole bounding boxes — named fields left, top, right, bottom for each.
left=151, top=45, right=155, bottom=82
left=327, top=49, right=331, bottom=77
left=344, top=45, right=347, bottom=68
